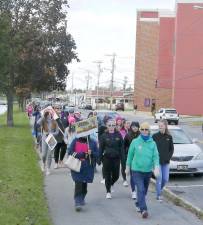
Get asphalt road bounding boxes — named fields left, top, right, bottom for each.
left=119, top=111, right=203, bottom=210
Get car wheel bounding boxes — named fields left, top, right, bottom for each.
left=176, top=121, right=179, bottom=125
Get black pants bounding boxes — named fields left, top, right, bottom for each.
left=54, top=142, right=67, bottom=163
left=121, top=154, right=127, bottom=181
left=74, top=182, right=87, bottom=204
left=103, top=156, right=120, bottom=193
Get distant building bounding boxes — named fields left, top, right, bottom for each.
left=134, top=0, right=203, bottom=115
left=86, top=90, right=134, bottom=110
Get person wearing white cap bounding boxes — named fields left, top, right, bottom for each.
left=126, top=122, right=159, bottom=219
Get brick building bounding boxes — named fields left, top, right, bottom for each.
left=134, top=0, right=203, bottom=115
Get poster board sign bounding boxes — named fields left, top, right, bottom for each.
left=75, top=116, right=98, bottom=138
left=41, top=106, right=59, bottom=120
left=45, top=134, right=57, bottom=151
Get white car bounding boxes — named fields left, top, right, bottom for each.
left=151, top=125, right=203, bottom=175
left=154, top=108, right=179, bottom=125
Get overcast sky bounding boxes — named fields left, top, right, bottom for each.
left=66, top=0, right=176, bottom=91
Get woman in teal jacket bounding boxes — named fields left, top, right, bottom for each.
left=126, top=122, right=159, bottom=219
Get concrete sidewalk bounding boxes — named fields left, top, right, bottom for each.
left=44, top=166, right=203, bottom=225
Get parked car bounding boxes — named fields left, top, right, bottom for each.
left=151, top=125, right=203, bottom=175
left=85, top=105, right=93, bottom=110
left=115, top=102, right=124, bottom=111
left=154, top=108, right=179, bottom=124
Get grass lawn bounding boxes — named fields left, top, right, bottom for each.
left=0, top=108, right=52, bottom=225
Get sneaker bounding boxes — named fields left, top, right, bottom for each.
left=46, top=168, right=50, bottom=176
left=100, top=179, right=105, bottom=184
left=41, top=164, right=45, bottom=172
left=142, top=210, right=148, bottom=219
left=157, top=196, right=163, bottom=202
left=54, top=163, right=58, bottom=169
left=123, top=180, right=128, bottom=187
left=106, top=192, right=112, bottom=199
left=136, top=206, right=141, bottom=212
left=75, top=205, right=82, bottom=212
left=131, top=191, right=137, bottom=199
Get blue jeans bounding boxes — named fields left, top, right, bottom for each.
left=132, top=171, right=152, bottom=212
left=130, top=170, right=135, bottom=192
left=156, top=164, right=169, bottom=198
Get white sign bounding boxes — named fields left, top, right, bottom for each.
left=45, top=134, right=57, bottom=151
left=41, top=106, right=59, bottom=120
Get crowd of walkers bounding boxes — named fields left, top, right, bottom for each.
left=28, top=102, right=174, bottom=219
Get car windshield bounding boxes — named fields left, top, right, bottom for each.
left=151, top=129, right=192, bottom=144
left=165, top=110, right=177, bottom=114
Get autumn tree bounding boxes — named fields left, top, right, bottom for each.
left=0, top=0, right=78, bottom=126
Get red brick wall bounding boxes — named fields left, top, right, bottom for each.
left=173, top=3, right=203, bottom=115
left=134, top=12, right=159, bottom=112
left=134, top=11, right=174, bottom=112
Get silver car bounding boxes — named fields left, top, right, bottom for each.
left=151, top=125, right=203, bottom=175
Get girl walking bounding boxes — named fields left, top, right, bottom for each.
left=152, top=119, right=174, bottom=201
left=99, top=119, right=124, bottom=199
left=37, top=111, right=59, bottom=175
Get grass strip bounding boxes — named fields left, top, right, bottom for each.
left=0, top=107, right=52, bottom=225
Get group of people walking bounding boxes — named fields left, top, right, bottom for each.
left=30, top=104, right=174, bottom=219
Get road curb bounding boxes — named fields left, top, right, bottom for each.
left=150, top=178, right=203, bottom=221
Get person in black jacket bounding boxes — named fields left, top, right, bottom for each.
left=152, top=119, right=174, bottom=201
left=99, top=119, right=124, bottom=199
left=124, top=121, right=140, bottom=199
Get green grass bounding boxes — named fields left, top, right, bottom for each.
left=0, top=108, right=52, bottom=225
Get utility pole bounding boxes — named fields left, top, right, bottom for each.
left=93, top=61, right=103, bottom=110
left=84, top=70, right=92, bottom=92
left=123, top=76, right=128, bottom=104
left=71, top=73, right=74, bottom=94
left=106, top=53, right=116, bottom=110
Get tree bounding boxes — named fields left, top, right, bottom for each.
left=0, top=0, right=78, bottom=126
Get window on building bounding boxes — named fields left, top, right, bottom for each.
left=144, top=98, right=150, bottom=107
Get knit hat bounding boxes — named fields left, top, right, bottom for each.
left=131, top=121, right=140, bottom=128
left=140, top=122, right=150, bottom=130
left=116, top=116, right=123, bottom=122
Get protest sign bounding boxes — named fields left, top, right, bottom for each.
left=45, top=134, right=57, bottom=151
left=41, top=106, right=59, bottom=120
left=75, top=116, right=98, bottom=138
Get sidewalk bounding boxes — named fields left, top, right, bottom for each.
left=44, top=166, right=203, bottom=225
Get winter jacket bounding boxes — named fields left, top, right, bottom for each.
left=99, top=131, right=124, bottom=160
left=68, top=137, right=99, bottom=183
left=152, top=132, right=174, bottom=165
left=124, top=130, right=140, bottom=155
left=126, top=135, right=159, bottom=172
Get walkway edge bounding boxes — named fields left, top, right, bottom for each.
left=151, top=178, right=203, bottom=220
